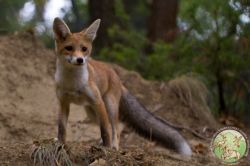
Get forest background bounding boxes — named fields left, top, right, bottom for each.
left=0, top=0, right=249, bottom=125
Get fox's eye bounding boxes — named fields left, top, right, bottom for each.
left=82, top=46, right=87, bottom=52
left=64, top=46, right=73, bottom=51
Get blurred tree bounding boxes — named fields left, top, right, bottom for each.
left=34, top=0, right=46, bottom=22
left=176, top=0, right=249, bottom=116
left=62, top=0, right=88, bottom=33
left=147, top=0, right=179, bottom=43
left=122, top=0, right=149, bottom=30
left=140, top=0, right=250, bottom=121
left=70, top=0, right=84, bottom=31
left=88, top=0, right=116, bottom=54
left=0, top=0, right=28, bottom=32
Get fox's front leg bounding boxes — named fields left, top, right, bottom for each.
left=57, top=101, right=70, bottom=143
left=104, top=94, right=120, bottom=150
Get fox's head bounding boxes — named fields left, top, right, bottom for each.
left=53, top=17, right=100, bottom=66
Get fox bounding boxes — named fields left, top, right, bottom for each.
left=53, top=17, right=192, bottom=156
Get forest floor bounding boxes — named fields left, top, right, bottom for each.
left=0, top=33, right=249, bottom=165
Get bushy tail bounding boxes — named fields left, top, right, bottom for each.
left=119, top=87, right=192, bottom=156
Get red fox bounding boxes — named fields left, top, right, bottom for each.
left=53, top=17, right=192, bottom=156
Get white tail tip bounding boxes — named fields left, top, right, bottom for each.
left=179, top=142, right=192, bottom=156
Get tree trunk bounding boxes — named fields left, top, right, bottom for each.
left=147, top=0, right=179, bottom=43
left=88, top=0, right=115, bottom=54
left=34, top=0, right=46, bottom=22
left=70, top=0, right=84, bottom=31
left=216, top=71, right=227, bottom=115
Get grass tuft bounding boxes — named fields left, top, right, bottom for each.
left=30, top=138, right=72, bottom=166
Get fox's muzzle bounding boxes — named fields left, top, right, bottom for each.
left=65, top=55, right=88, bottom=65
left=76, top=57, right=84, bottom=64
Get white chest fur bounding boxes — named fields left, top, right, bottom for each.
left=55, top=59, right=91, bottom=105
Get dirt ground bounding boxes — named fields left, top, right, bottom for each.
left=0, top=33, right=249, bottom=165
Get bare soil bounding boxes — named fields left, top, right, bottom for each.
left=0, top=33, right=249, bottom=165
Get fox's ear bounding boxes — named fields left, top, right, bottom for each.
left=84, top=19, right=101, bottom=41
left=53, top=17, right=71, bottom=40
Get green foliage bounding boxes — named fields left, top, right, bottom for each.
left=98, top=0, right=250, bottom=118
left=99, top=24, right=145, bottom=70
left=177, top=0, right=250, bottom=116
left=98, top=0, right=146, bottom=70
left=115, top=0, right=130, bottom=23
left=0, top=0, right=28, bottom=32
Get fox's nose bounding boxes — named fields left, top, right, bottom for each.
left=76, top=57, right=83, bottom=64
